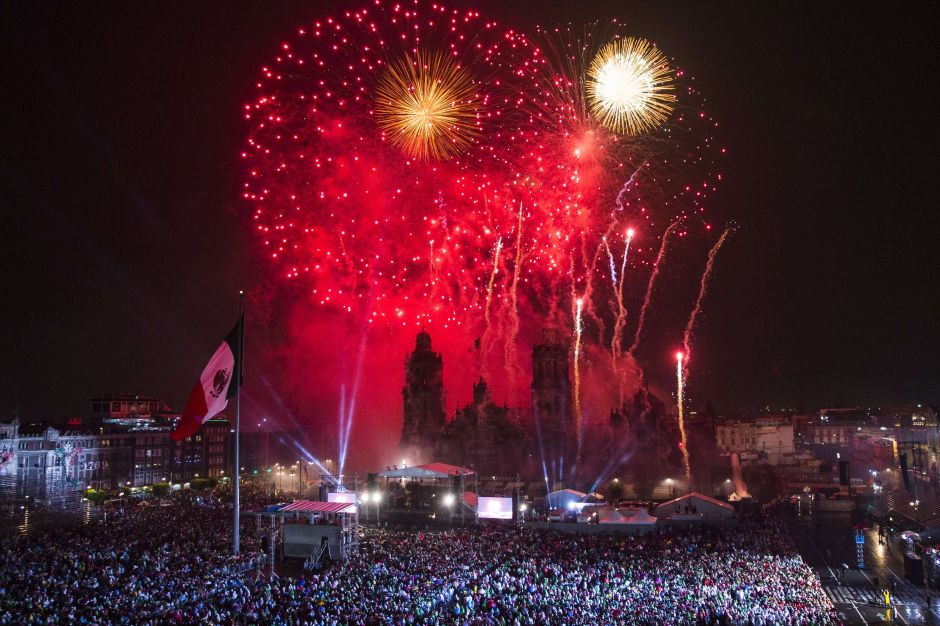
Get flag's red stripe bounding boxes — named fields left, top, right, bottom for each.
left=170, top=380, right=209, bottom=441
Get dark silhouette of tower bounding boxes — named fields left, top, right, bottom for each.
left=400, top=330, right=446, bottom=457
left=531, top=326, right=573, bottom=485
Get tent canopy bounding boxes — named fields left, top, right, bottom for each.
left=598, top=508, right=628, bottom=524
left=624, top=509, right=658, bottom=525
left=658, top=491, right=734, bottom=512
left=378, top=462, right=474, bottom=479
left=654, top=491, right=735, bottom=520
left=550, top=488, right=585, bottom=498
left=547, top=489, right=604, bottom=501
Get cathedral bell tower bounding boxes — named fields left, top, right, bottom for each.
left=531, top=325, right=573, bottom=483
left=400, top=330, right=445, bottom=456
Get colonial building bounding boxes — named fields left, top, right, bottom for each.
left=716, top=418, right=795, bottom=463
left=90, top=394, right=177, bottom=428
left=0, top=409, right=231, bottom=490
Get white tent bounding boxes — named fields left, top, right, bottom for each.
left=598, top=508, right=629, bottom=524
left=654, top=491, right=735, bottom=520
left=624, top=509, right=658, bottom=535
left=625, top=509, right=658, bottom=525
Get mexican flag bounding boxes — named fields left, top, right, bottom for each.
left=171, top=318, right=243, bottom=441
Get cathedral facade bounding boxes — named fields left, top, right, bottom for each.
left=398, top=328, right=704, bottom=490
left=399, top=328, right=571, bottom=480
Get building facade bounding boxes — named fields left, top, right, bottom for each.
left=0, top=416, right=231, bottom=490
left=717, top=418, right=795, bottom=463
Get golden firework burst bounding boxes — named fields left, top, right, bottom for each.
left=586, top=37, right=676, bottom=136
left=375, top=50, right=479, bottom=160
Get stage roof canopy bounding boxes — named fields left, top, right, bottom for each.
left=378, top=462, right=474, bottom=479
left=277, top=500, right=357, bottom=514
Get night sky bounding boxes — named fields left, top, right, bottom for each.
left=3, top=1, right=938, bottom=427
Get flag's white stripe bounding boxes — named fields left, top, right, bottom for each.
left=198, top=340, right=235, bottom=424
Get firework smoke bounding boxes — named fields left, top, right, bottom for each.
left=573, top=296, right=584, bottom=467
left=502, top=204, right=527, bottom=402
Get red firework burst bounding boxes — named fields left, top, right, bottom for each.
left=242, top=1, right=534, bottom=327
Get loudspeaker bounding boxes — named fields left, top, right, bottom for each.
left=838, top=461, right=849, bottom=486
left=318, top=483, right=329, bottom=502
left=511, top=490, right=519, bottom=522
left=900, top=454, right=911, bottom=491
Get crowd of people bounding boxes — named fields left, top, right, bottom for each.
left=162, top=520, right=839, bottom=626
left=0, top=486, right=267, bottom=625
left=0, top=486, right=840, bottom=625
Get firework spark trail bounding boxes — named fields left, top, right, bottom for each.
left=672, top=230, right=731, bottom=482
left=682, top=226, right=732, bottom=370
left=427, top=239, right=438, bottom=308
left=614, top=163, right=646, bottom=211
left=603, top=237, right=617, bottom=287
left=583, top=225, right=614, bottom=346
left=611, top=228, right=635, bottom=360
left=479, top=237, right=502, bottom=375
left=502, top=204, right=526, bottom=402
left=676, top=352, right=690, bottom=480
left=611, top=228, right=635, bottom=404
left=627, top=219, right=682, bottom=357
left=573, top=296, right=584, bottom=471
left=620, top=228, right=635, bottom=285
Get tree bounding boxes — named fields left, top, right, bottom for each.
left=189, top=478, right=218, bottom=492
left=151, top=482, right=170, bottom=497
left=607, top=480, right=625, bottom=503
left=83, top=488, right=107, bottom=505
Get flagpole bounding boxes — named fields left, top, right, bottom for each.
left=233, top=290, right=245, bottom=556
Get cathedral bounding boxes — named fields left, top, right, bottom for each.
left=399, top=328, right=693, bottom=490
